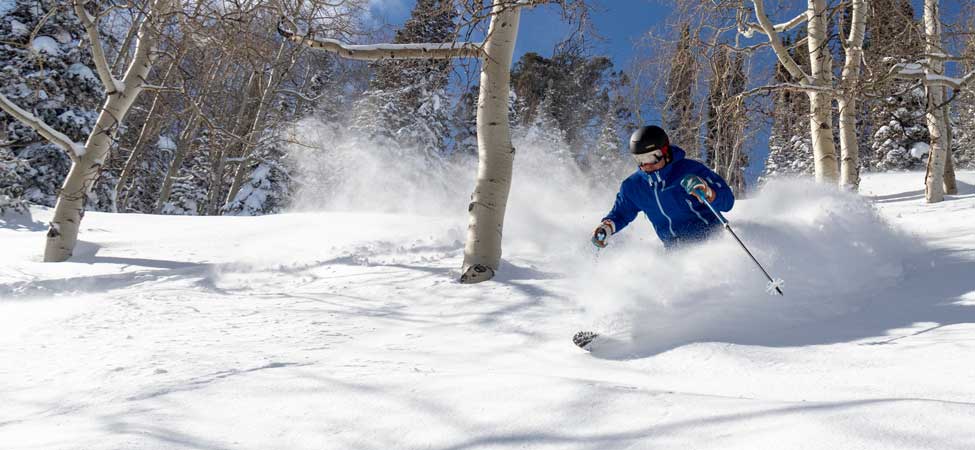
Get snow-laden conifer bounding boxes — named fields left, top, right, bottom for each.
left=0, top=0, right=101, bottom=209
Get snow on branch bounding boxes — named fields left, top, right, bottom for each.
left=890, top=63, right=975, bottom=91
left=277, top=18, right=484, bottom=61
left=0, top=93, right=85, bottom=158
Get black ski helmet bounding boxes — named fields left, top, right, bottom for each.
left=629, top=125, right=670, bottom=157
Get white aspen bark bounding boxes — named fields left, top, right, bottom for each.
left=73, top=1, right=121, bottom=94
left=922, top=0, right=947, bottom=203
left=806, top=0, right=839, bottom=183
left=838, top=0, right=866, bottom=190
left=837, top=96, right=858, bottom=188
left=750, top=0, right=838, bottom=183
left=44, top=0, right=170, bottom=262
left=0, top=94, right=85, bottom=157
left=459, top=3, right=521, bottom=284
left=751, top=0, right=811, bottom=83
left=280, top=2, right=524, bottom=283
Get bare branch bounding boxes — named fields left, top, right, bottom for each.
left=890, top=63, right=975, bottom=90
left=139, top=84, right=183, bottom=93
left=747, top=0, right=812, bottom=84
left=738, top=82, right=842, bottom=99
left=741, top=11, right=808, bottom=37
left=276, top=17, right=485, bottom=60
left=0, top=93, right=84, bottom=159
left=73, top=0, right=121, bottom=94
left=277, top=88, right=324, bottom=103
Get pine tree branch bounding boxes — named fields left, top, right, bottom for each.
left=276, top=17, right=485, bottom=61
left=0, top=93, right=85, bottom=159
left=73, top=0, right=122, bottom=94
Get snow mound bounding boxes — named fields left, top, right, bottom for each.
left=910, top=142, right=930, bottom=159
left=30, top=36, right=60, bottom=55
left=577, top=178, right=925, bottom=356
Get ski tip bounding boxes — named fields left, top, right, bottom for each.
left=572, top=331, right=599, bottom=351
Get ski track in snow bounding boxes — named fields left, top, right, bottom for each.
left=2, top=172, right=975, bottom=449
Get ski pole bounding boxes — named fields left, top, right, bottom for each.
left=693, top=188, right=784, bottom=296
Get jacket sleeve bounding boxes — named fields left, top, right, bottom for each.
left=689, top=162, right=735, bottom=212
left=602, top=182, right=640, bottom=234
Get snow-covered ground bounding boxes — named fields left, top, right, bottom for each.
left=2, top=171, right=975, bottom=449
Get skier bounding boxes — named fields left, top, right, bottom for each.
left=591, top=125, right=735, bottom=249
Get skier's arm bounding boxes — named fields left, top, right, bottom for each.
left=601, top=186, right=640, bottom=233
left=688, top=163, right=735, bottom=212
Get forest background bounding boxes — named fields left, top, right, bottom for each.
left=2, top=0, right=974, bottom=220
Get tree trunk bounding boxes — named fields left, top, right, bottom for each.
left=116, top=54, right=182, bottom=210
left=277, top=1, right=522, bottom=282
left=837, top=96, right=858, bottom=189
left=459, top=3, right=521, bottom=284
left=206, top=71, right=260, bottom=215
left=807, top=0, right=839, bottom=183
left=838, top=0, right=866, bottom=190
left=44, top=3, right=169, bottom=261
left=225, top=42, right=291, bottom=209
left=942, top=87, right=957, bottom=194
left=155, top=112, right=202, bottom=214
left=922, top=0, right=947, bottom=203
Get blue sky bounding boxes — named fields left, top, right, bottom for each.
left=366, top=0, right=969, bottom=183
left=367, top=0, right=670, bottom=69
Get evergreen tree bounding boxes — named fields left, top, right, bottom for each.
left=587, top=108, right=630, bottom=186
left=0, top=146, right=30, bottom=213
left=664, top=24, right=700, bottom=158
left=450, top=84, right=479, bottom=159
left=510, top=45, right=621, bottom=158
left=161, top=134, right=210, bottom=216
left=762, top=32, right=813, bottom=181
left=518, top=90, right=571, bottom=162
left=863, top=0, right=928, bottom=171
left=224, top=139, right=292, bottom=215
left=0, top=1, right=102, bottom=209
left=353, top=0, right=456, bottom=161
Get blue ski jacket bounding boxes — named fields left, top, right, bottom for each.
left=602, top=145, right=735, bottom=247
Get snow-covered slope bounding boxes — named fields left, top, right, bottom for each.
left=2, top=171, right=974, bottom=449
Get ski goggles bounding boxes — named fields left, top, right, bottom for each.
left=633, top=149, right=665, bottom=165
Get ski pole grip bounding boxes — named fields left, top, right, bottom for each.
left=693, top=188, right=709, bottom=203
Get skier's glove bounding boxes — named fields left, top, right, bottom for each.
left=681, top=175, right=715, bottom=204
left=591, top=220, right=614, bottom=248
